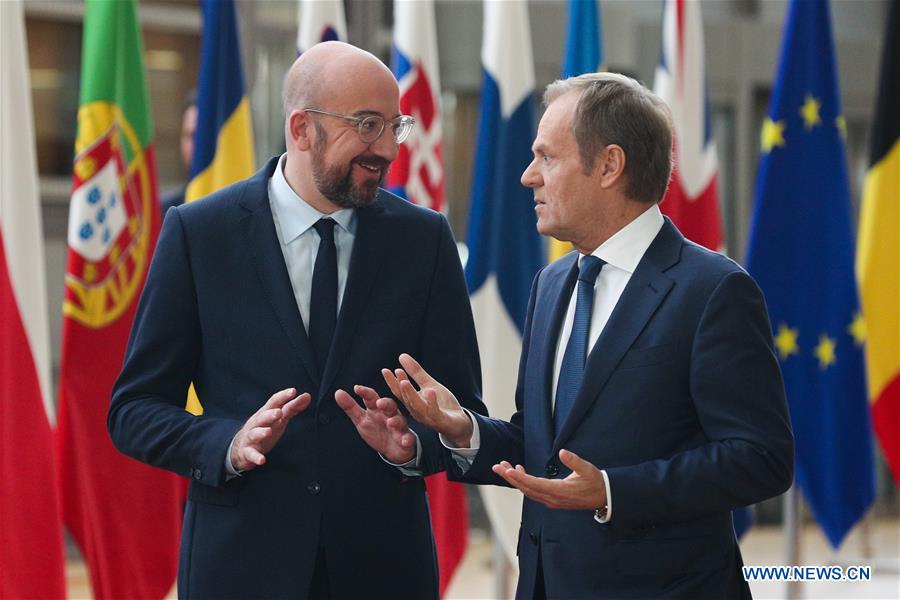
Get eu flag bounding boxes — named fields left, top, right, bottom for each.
left=744, top=0, right=875, bottom=548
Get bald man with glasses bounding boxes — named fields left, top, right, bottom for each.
left=109, top=42, right=486, bottom=599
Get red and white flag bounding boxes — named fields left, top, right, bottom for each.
left=390, top=2, right=460, bottom=594
left=0, top=1, right=67, bottom=597
left=388, top=0, right=445, bottom=213
left=654, top=0, right=724, bottom=251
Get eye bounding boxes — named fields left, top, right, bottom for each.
left=359, top=117, right=381, bottom=134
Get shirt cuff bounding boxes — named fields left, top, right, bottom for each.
left=593, top=470, right=613, bottom=524
left=224, top=437, right=242, bottom=481
left=380, top=431, right=423, bottom=476
left=439, top=409, right=479, bottom=473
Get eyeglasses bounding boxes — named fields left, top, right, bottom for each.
left=303, top=108, right=416, bottom=144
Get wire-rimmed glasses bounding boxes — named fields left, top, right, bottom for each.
left=304, top=108, right=416, bottom=144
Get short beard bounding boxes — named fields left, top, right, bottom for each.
left=311, top=126, right=386, bottom=209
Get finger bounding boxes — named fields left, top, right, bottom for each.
left=381, top=369, right=403, bottom=398
left=354, top=385, right=381, bottom=409
left=398, top=354, right=434, bottom=388
left=262, top=387, right=298, bottom=410
left=282, top=393, right=312, bottom=419
left=398, top=379, right=429, bottom=418
left=386, top=414, right=410, bottom=432
left=399, top=432, right=416, bottom=449
left=241, top=446, right=266, bottom=467
left=375, top=396, right=401, bottom=417
left=245, top=426, right=272, bottom=445
left=334, top=389, right=366, bottom=426
left=559, top=449, right=593, bottom=476
left=252, top=407, right=285, bottom=428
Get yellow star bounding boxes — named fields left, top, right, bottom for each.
left=800, top=95, right=822, bottom=130
left=836, top=115, right=847, bottom=140
left=848, top=313, right=866, bottom=345
left=774, top=324, right=800, bottom=360
left=814, top=334, right=837, bottom=370
left=761, top=118, right=786, bottom=153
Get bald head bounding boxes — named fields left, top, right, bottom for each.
left=282, top=41, right=397, bottom=117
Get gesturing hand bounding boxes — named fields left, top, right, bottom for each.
left=492, top=449, right=606, bottom=511
left=335, top=385, right=417, bottom=464
left=230, top=388, right=311, bottom=473
left=382, top=353, right=473, bottom=447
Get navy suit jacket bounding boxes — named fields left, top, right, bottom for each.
left=109, top=157, right=485, bottom=599
left=451, top=219, right=794, bottom=599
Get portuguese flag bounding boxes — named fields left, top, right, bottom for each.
left=858, top=1, right=900, bottom=485
left=55, top=1, right=183, bottom=597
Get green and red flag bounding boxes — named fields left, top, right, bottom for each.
left=56, top=1, right=183, bottom=597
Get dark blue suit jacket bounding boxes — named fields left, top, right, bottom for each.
left=452, top=219, right=794, bottom=599
left=109, top=157, right=485, bottom=599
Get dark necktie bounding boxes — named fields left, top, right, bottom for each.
left=309, top=218, right=338, bottom=374
left=554, top=255, right=605, bottom=435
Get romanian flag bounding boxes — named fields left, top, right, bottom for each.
left=744, top=0, right=875, bottom=548
left=184, top=0, right=256, bottom=415
left=858, top=1, right=900, bottom=484
left=56, top=1, right=183, bottom=597
left=1, top=1, right=66, bottom=596
left=549, top=0, right=604, bottom=261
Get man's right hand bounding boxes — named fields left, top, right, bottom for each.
left=230, top=388, right=311, bottom=473
left=383, top=353, right=474, bottom=448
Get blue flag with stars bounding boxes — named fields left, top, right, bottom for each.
left=745, top=0, right=875, bottom=548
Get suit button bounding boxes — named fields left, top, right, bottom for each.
left=191, top=468, right=202, bottom=480
left=545, top=463, right=559, bottom=477
left=318, top=413, right=330, bottom=425
left=307, top=482, right=321, bottom=495
left=528, top=532, right=538, bottom=545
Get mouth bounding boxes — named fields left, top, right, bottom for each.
left=353, top=156, right=389, bottom=179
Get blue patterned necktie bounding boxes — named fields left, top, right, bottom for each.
left=309, top=218, right=337, bottom=374
left=554, top=255, right=605, bottom=435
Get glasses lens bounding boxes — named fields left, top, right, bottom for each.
left=357, top=115, right=384, bottom=144
left=393, top=117, right=415, bottom=143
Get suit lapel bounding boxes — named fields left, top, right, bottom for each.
left=553, top=219, right=682, bottom=451
left=318, top=195, right=388, bottom=397
left=240, top=158, right=320, bottom=387
left=532, top=254, right=579, bottom=453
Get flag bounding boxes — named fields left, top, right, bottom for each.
left=389, top=1, right=459, bottom=593
left=744, top=0, right=875, bottom=548
left=183, top=0, right=256, bottom=415
left=549, top=0, right=604, bottom=261
left=858, top=1, right=900, bottom=485
left=0, top=1, right=66, bottom=597
left=55, top=1, right=183, bottom=597
left=388, top=0, right=445, bottom=212
left=466, top=0, right=545, bottom=565
left=654, top=0, right=748, bottom=536
left=654, top=0, right=723, bottom=251
left=297, top=0, right=347, bottom=54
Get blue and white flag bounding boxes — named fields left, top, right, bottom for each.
left=297, top=0, right=346, bottom=54
left=465, top=0, right=544, bottom=565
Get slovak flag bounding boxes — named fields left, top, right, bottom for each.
left=297, top=0, right=347, bottom=53
left=465, top=0, right=544, bottom=567
left=388, top=0, right=444, bottom=212
left=654, top=0, right=724, bottom=251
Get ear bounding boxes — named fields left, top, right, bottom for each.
left=288, top=109, right=314, bottom=152
left=597, top=144, right=626, bottom=189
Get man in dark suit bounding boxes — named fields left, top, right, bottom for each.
left=345, top=72, right=794, bottom=598
left=108, top=42, right=484, bottom=599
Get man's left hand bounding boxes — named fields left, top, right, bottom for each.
left=335, top=385, right=417, bottom=464
left=492, top=449, right=606, bottom=511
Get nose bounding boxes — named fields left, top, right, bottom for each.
left=369, top=127, right=399, bottom=162
left=521, top=158, right=541, bottom=189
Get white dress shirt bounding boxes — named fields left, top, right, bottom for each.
left=268, top=153, right=356, bottom=329
left=445, top=204, right=665, bottom=523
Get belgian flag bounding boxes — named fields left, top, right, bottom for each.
left=858, top=1, right=900, bottom=485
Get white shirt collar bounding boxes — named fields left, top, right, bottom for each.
left=587, top=203, right=664, bottom=273
left=269, top=153, right=355, bottom=245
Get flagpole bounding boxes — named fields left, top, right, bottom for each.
left=783, top=482, right=801, bottom=599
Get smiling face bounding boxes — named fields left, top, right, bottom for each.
left=283, top=42, right=403, bottom=213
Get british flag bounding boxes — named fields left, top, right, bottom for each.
left=388, top=0, right=444, bottom=212
left=654, top=0, right=723, bottom=251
